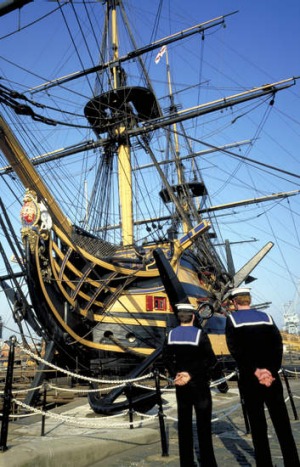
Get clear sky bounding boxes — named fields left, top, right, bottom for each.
left=0, top=0, right=299, bottom=341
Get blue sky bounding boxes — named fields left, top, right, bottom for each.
left=0, top=0, right=300, bottom=339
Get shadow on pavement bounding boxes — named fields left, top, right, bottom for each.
left=212, top=419, right=255, bottom=466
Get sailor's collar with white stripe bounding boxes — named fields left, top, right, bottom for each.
left=168, top=327, right=201, bottom=345
left=228, top=309, right=273, bottom=328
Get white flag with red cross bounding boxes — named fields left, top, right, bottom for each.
left=155, top=45, right=167, bottom=64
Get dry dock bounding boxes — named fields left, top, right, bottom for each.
left=1, top=376, right=299, bottom=467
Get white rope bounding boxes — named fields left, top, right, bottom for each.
left=4, top=344, right=297, bottom=434
left=133, top=383, right=156, bottom=391
left=156, top=370, right=237, bottom=392
left=11, top=397, right=244, bottom=428
left=46, top=383, right=125, bottom=393
left=1, top=372, right=236, bottom=399
left=133, top=411, right=158, bottom=420
left=5, top=344, right=237, bottom=398
left=0, top=384, right=44, bottom=396
left=12, top=398, right=158, bottom=428
left=15, top=343, right=154, bottom=384
left=210, top=371, right=236, bottom=388
left=12, top=384, right=43, bottom=394
left=1, top=411, right=40, bottom=419
left=283, top=368, right=300, bottom=376
left=7, top=377, right=299, bottom=432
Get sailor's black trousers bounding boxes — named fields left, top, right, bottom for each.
left=241, top=375, right=300, bottom=467
left=175, top=380, right=217, bottom=467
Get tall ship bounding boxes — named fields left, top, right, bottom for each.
left=0, top=2, right=299, bottom=412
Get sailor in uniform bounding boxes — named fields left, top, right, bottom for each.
left=163, top=303, right=227, bottom=467
left=225, top=287, right=299, bottom=467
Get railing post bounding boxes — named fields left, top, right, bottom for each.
left=127, top=382, right=134, bottom=429
left=153, top=368, right=168, bottom=457
left=41, top=382, right=48, bottom=436
left=0, top=335, right=17, bottom=452
left=281, top=368, right=298, bottom=420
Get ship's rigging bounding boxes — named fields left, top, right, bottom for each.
left=0, top=1, right=299, bottom=413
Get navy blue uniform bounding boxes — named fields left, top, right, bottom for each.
left=226, top=308, right=299, bottom=467
left=163, top=325, right=220, bottom=467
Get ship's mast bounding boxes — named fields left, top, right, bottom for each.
left=165, top=47, right=190, bottom=235
left=111, top=1, right=133, bottom=247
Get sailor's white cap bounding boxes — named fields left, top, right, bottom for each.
left=176, top=303, right=196, bottom=311
left=228, top=287, right=251, bottom=297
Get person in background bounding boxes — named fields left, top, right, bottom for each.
left=163, top=303, right=228, bottom=467
left=225, top=287, right=300, bottom=467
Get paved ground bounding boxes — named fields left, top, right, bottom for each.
left=1, top=378, right=299, bottom=466
left=91, top=381, right=300, bottom=467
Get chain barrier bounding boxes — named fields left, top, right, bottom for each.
left=284, top=368, right=300, bottom=376
left=10, top=394, right=245, bottom=428
left=134, top=372, right=235, bottom=392
left=2, top=343, right=297, bottom=439
left=0, top=358, right=238, bottom=431
left=11, top=398, right=158, bottom=429
left=13, top=342, right=236, bottom=395
left=15, top=343, right=153, bottom=384
left=2, top=371, right=235, bottom=398
left=46, top=383, right=125, bottom=393
left=209, top=371, right=236, bottom=388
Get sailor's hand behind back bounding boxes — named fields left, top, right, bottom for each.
left=174, top=371, right=191, bottom=386
left=254, top=368, right=275, bottom=387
